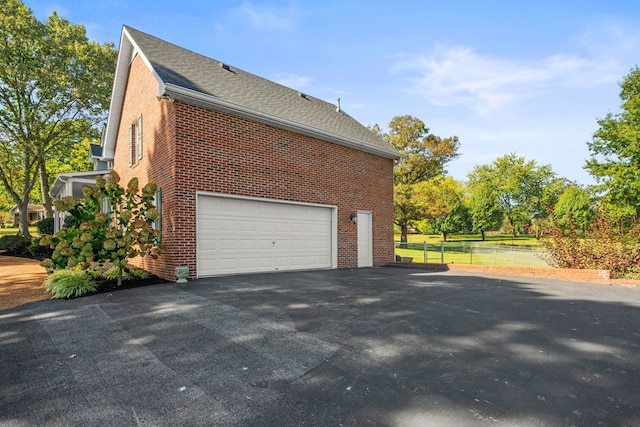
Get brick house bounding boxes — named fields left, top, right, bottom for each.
left=96, top=26, right=398, bottom=280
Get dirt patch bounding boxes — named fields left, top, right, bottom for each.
left=0, top=254, right=170, bottom=310
left=0, top=255, right=49, bottom=310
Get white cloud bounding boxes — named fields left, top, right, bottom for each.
left=389, top=45, right=601, bottom=114
left=274, top=73, right=312, bottom=90
left=389, top=20, right=640, bottom=116
left=574, top=20, right=640, bottom=85
left=578, top=19, right=640, bottom=60
left=234, top=1, right=297, bottom=32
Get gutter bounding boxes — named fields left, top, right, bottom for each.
left=49, top=176, right=69, bottom=198
left=162, top=83, right=400, bottom=160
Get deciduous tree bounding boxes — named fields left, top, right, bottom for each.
left=467, top=153, right=558, bottom=237
left=373, top=116, right=460, bottom=244
left=468, top=184, right=503, bottom=240
left=416, top=176, right=469, bottom=241
left=0, top=0, right=116, bottom=236
left=553, top=186, right=594, bottom=236
left=586, top=66, right=640, bottom=217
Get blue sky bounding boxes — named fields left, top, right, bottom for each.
left=24, top=0, right=640, bottom=185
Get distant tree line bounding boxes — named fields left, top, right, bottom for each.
left=377, top=66, right=640, bottom=277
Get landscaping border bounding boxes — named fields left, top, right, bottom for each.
left=389, top=262, right=640, bottom=287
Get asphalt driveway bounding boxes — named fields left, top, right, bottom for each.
left=1, top=267, right=639, bottom=426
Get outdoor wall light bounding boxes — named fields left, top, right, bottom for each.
left=350, top=213, right=358, bottom=224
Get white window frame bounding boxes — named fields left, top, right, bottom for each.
left=152, top=188, right=162, bottom=241
left=128, top=115, right=142, bottom=166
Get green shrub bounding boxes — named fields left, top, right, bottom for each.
left=0, top=235, right=32, bottom=254
left=62, top=215, right=79, bottom=229
left=40, top=258, right=55, bottom=270
left=85, top=268, right=103, bottom=280
left=36, top=218, right=55, bottom=236
left=28, top=238, right=54, bottom=259
left=126, top=266, right=150, bottom=280
left=541, top=207, right=640, bottom=278
left=50, top=172, right=163, bottom=286
left=43, top=270, right=97, bottom=299
left=102, top=265, right=149, bottom=281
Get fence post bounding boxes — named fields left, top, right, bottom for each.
left=470, top=245, right=473, bottom=264
left=440, top=242, right=444, bottom=264
left=530, top=247, right=534, bottom=266
left=424, top=241, right=427, bottom=264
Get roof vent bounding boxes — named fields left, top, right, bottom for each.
left=219, top=62, right=230, bottom=71
left=336, top=97, right=342, bottom=113
left=298, top=92, right=309, bottom=100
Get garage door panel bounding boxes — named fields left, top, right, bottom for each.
left=289, top=240, right=304, bottom=250
left=238, top=239, right=257, bottom=250
left=197, top=195, right=333, bottom=277
left=218, top=218, right=237, bottom=229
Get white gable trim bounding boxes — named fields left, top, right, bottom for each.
left=101, top=27, right=164, bottom=161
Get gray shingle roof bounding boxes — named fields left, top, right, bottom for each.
left=123, top=26, right=397, bottom=158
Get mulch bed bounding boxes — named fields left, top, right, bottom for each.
left=84, top=274, right=168, bottom=297
left=0, top=251, right=169, bottom=308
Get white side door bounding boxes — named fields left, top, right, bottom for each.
left=357, top=210, right=373, bottom=267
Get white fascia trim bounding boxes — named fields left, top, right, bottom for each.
left=57, top=170, right=109, bottom=178
left=49, top=171, right=109, bottom=197
left=50, top=176, right=68, bottom=198
left=164, top=83, right=399, bottom=160
left=101, top=27, right=166, bottom=162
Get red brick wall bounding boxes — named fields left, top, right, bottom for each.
left=113, top=54, right=179, bottom=280
left=114, top=54, right=395, bottom=280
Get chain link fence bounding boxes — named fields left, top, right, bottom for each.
left=394, top=241, right=550, bottom=267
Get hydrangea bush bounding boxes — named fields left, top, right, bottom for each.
left=41, top=171, right=164, bottom=286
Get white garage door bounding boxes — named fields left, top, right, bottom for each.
left=197, top=195, right=334, bottom=277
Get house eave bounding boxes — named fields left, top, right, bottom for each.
left=163, top=83, right=400, bottom=160
left=50, top=170, right=109, bottom=198
left=101, top=26, right=165, bottom=162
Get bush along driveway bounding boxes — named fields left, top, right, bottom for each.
left=1, top=267, right=639, bottom=426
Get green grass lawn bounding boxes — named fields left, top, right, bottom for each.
left=395, top=233, right=548, bottom=266
left=0, top=227, right=38, bottom=236
left=396, top=232, right=541, bottom=247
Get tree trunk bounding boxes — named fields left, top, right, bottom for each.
left=400, top=223, right=408, bottom=248
left=117, top=263, right=123, bottom=287
left=1, top=173, right=34, bottom=238
left=480, top=230, right=486, bottom=241
left=18, top=199, right=31, bottom=237
left=38, top=159, right=54, bottom=218
left=441, top=231, right=447, bottom=242
left=507, top=215, right=517, bottom=237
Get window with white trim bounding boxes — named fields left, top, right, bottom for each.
left=128, top=115, right=142, bottom=166
left=152, top=188, right=162, bottom=240
left=153, top=188, right=162, bottom=230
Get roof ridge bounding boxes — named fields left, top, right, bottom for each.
left=106, top=25, right=398, bottom=159
left=122, top=25, right=347, bottom=114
